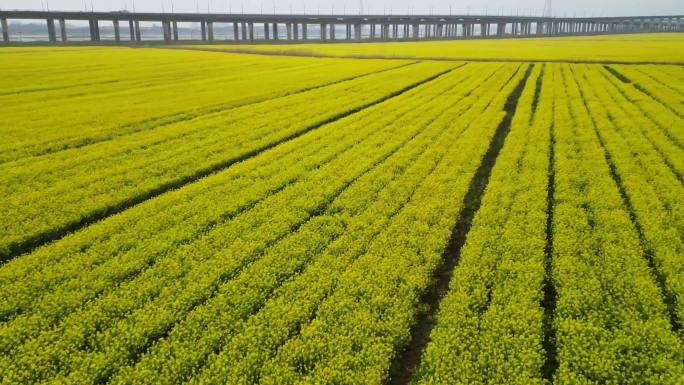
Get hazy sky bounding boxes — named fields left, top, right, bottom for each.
left=1, top=0, right=682, bottom=17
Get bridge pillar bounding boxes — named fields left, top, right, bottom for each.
left=320, top=23, right=327, bottom=41
left=272, top=22, right=278, bottom=40
left=207, top=21, right=214, bottom=42
left=233, top=23, right=239, bottom=40
left=1, top=17, right=7, bottom=43
left=293, top=23, right=298, bottom=41
left=46, top=19, right=56, bottom=42
left=59, top=18, right=67, bottom=41
left=286, top=23, right=292, bottom=40
left=354, top=23, right=361, bottom=40
left=330, top=24, right=336, bottom=40
left=92, top=19, right=100, bottom=41
left=200, top=21, right=206, bottom=41
left=346, top=24, right=351, bottom=40
left=264, top=22, right=269, bottom=40
left=165, top=21, right=173, bottom=42
left=241, top=22, right=247, bottom=41
left=249, top=22, right=254, bottom=41
left=302, top=23, right=307, bottom=39
left=172, top=21, right=178, bottom=41
left=113, top=20, right=120, bottom=42
left=128, top=20, right=134, bottom=41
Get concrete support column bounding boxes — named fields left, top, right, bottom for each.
left=172, top=21, right=178, bottom=41
left=200, top=21, right=206, bottom=41
left=248, top=22, right=254, bottom=42
left=302, top=23, right=307, bottom=39
left=93, top=19, right=100, bottom=41
left=47, top=19, right=57, bottom=43
left=346, top=24, right=351, bottom=40
left=59, top=18, right=67, bottom=41
left=207, top=21, right=214, bottom=42
left=264, top=23, right=269, bottom=40
left=233, top=22, right=239, bottom=40
left=113, top=20, right=120, bottom=42
left=128, top=20, right=135, bottom=41
left=370, top=24, right=375, bottom=40
left=1, top=17, right=8, bottom=43
left=134, top=20, right=141, bottom=41
left=272, top=23, right=278, bottom=40
left=330, top=24, right=335, bottom=40
left=161, top=21, right=168, bottom=42
left=241, top=22, right=247, bottom=41
left=286, top=23, right=292, bottom=40
left=88, top=19, right=94, bottom=40
left=293, top=23, right=299, bottom=41
left=412, top=24, right=418, bottom=39
left=354, top=23, right=361, bottom=40
left=167, top=21, right=173, bottom=42
left=320, top=23, right=326, bottom=41
left=160, top=21, right=167, bottom=42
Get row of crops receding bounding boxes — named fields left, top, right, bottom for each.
left=1, top=47, right=683, bottom=385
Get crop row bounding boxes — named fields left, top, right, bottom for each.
left=244, top=64, right=529, bottom=385
left=412, top=62, right=684, bottom=385
left=1, top=48, right=398, bottom=162
left=170, top=62, right=522, bottom=385
left=412, top=64, right=548, bottom=385
left=573, top=64, right=684, bottom=337
left=0, top=61, right=448, bottom=260
left=548, top=64, right=683, bottom=384
left=103, top=61, right=512, bottom=385
left=609, top=65, right=684, bottom=117
left=0, top=62, right=512, bottom=384
left=599, top=66, right=683, bottom=148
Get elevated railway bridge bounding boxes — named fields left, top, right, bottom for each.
left=0, top=10, right=682, bottom=44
